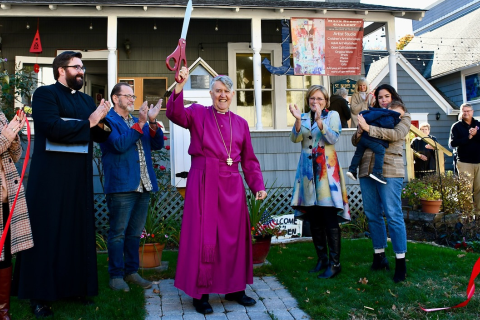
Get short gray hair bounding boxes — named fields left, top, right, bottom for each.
left=210, top=75, right=234, bottom=92
left=335, top=87, right=348, bottom=97
left=419, top=122, right=430, bottom=130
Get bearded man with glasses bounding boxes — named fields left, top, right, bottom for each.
left=12, top=51, right=111, bottom=318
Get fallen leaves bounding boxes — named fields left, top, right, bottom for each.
left=364, top=306, right=374, bottom=310
left=358, top=277, right=368, bottom=285
left=458, top=254, right=466, bottom=258
left=392, top=304, right=397, bottom=310
left=388, top=289, right=398, bottom=298
left=326, top=290, right=330, bottom=294
left=153, top=289, right=160, bottom=294
left=307, top=256, right=314, bottom=260
left=305, top=298, right=310, bottom=303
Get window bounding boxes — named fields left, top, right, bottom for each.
left=235, top=53, right=273, bottom=127
left=228, top=43, right=327, bottom=129
left=286, top=58, right=324, bottom=126
left=465, top=72, right=480, bottom=102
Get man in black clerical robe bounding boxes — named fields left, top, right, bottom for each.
left=12, top=51, right=111, bottom=318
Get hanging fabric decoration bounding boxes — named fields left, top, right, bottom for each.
left=262, top=20, right=294, bottom=75
left=29, top=30, right=42, bottom=54
left=29, top=18, right=42, bottom=74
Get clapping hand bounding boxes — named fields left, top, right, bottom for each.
left=89, top=99, right=110, bottom=128
left=289, top=104, right=302, bottom=120
left=147, top=99, right=163, bottom=123
left=2, top=110, right=26, bottom=142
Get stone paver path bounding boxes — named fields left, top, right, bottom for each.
left=145, top=277, right=310, bottom=320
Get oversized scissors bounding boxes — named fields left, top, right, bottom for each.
left=166, top=0, right=193, bottom=83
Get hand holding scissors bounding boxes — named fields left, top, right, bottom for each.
left=166, top=0, right=193, bottom=83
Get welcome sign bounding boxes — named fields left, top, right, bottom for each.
left=272, top=214, right=303, bottom=240
left=291, top=18, right=364, bottom=76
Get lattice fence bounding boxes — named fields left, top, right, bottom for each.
left=94, top=186, right=185, bottom=237
left=94, top=185, right=364, bottom=236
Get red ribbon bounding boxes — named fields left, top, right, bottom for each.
left=420, top=256, right=480, bottom=312
left=0, top=117, right=31, bottom=256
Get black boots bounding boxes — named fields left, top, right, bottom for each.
left=0, top=266, right=11, bottom=320
left=393, top=258, right=407, bottom=283
left=30, top=300, right=53, bottom=318
left=309, top=223, right=329, bottom=273
left=193, top=294, right=213, bottom=314
left=225, top=290, right=256, bottom=306
left=371, top=252, right=390, bottom=271
left=318, top=228, right=341, bottom=279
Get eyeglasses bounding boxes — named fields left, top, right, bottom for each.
left=63, top=65, right=86, bottom=73
left=309, top=97, right=325, bottom=102
left=116, top=94, right=137, bottom=101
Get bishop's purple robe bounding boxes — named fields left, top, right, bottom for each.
left=166, top=91, right=265, bottom=299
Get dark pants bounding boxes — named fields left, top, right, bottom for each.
left=0, top=203, right=12, bottom=269
left=349, top=138, right=386, bottom=174
left=106, top=192, right=150, bottom=278
left=304, top=206, right=341, bottom=265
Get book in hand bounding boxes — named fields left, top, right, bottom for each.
left=45, top=118, right=88, bottom=153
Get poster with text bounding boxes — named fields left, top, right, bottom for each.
left=291, top=18, right=363, bottom=76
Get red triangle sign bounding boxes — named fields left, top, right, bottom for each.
left=29, top=30, right=42, bottom=54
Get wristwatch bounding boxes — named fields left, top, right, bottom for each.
left=148, top=118, right=157, bottom=124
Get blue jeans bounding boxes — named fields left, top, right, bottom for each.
left=106, top=192, right=150, bottom=278
left=349, top=138, right=386, bottom=174
left=359, top=177, right=407, bottom=254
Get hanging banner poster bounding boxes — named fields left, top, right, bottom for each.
left=291, top=18, right=364, bottom=76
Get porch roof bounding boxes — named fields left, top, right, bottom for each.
left=0, top=1, right=426, bottom=18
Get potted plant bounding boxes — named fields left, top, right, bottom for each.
left=402, top=179, right=426, bottom=208
left=421, top=172, right=475, bottom=217
left=139, top=192, right=179, bottom=268
left=418, top=185, right=442, bottom=214
left=246, top=184, right=287, bottom=264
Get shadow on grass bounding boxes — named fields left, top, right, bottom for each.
left=10, top=251, right=179, bottom=320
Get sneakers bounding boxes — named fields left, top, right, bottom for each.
left=369, top=172, right=387, bottom=184
left=109, top=278, right=130, bottom=292
left=346, top=171, right=357, bottom=181
left=125, top=272, right=152, bottom=289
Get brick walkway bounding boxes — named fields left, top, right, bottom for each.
left=145, top=277, right=310, bottom=320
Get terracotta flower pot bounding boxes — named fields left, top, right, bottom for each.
left=420, top=199, right=442, bottom=214
left=139, top=243, right=165, bottom=268
left=252, top=235, right=272, bottom=264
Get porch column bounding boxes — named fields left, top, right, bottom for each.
left=107, top=15, right=118, bottom=99
left=385, top=18, right=397, bottom=90
left=251, top=17, right=263, bottom=130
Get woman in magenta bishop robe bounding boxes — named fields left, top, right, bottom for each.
left=166, top=67, right=267, bottom=315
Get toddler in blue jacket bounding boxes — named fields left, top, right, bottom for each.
left=347, top=101, right=406, bottom=184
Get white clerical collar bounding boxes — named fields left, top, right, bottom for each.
left=58, top=81, right=76, bottom=94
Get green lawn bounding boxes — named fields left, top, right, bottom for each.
left=261, top=239, right=480, bottom=320
left=10, top=251, right=178, bottom=320
left=10, top=240, right=480, bottom=319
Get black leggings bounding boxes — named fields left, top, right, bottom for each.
left=304, top=206, right=340, bottom=230
left=0, top=202, right=12, bottom=269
